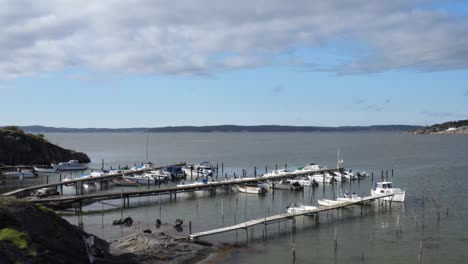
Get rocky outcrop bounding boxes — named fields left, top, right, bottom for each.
left=0, top=129, right=90, bottom=165
left=0, top=197, right=111, bottom=264
left=112, top=232, right=213, bottom=264
left=410, top=120, right=468, bottom=135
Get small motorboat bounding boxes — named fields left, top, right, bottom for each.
left=269, top=180, right=303, bottom=190
left=308, top=173, right=337, bottom=183
left=371, top=181, right=405, bottom=202
left=318, top=199, right=348, bottom=207
left=33, top=166, right=58, bottom=173
left=54, top=160, right=88, bottom=171
left=2, top=170, right=36, bottom=179
left=286, top=203, right=318, bottom=214
left=337, top=192, right=362, bottom=202
left=112, top=177, right=140, bottom=186
left=237, top=184, right=268, bottom=194
left=262, top=169, right=290, bottom=178
left=286, top=178, right=319, bottom=187
left=183, top=162, right=214, bottom=177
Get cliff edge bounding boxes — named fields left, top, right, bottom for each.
left=0, top=126, right=90, bottom=166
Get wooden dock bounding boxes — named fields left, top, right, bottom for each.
left=189, top=193, right=395, bottom=239
left=1, top=162, right=186, bottom=197
left=15, top=168, right=342, bottom=208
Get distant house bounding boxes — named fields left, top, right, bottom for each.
left=446, top=127, right=457, bottom=132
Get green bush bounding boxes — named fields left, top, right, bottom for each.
left=0, top=228, right=29, bottom=250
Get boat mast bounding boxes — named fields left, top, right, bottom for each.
left=145, top=130, right=149, bottom=162
left=337, top=148, right=340, bottom=169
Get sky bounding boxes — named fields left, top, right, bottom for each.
left=1, top=0, right=468, bottom=128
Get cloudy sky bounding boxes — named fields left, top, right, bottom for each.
left=1, top=0, right=468, bottom=127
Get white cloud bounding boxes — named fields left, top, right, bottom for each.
left=0, top=0, right=467, bottom=78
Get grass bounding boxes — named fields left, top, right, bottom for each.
left=0, top=228, right=29, bottom=250
left=36, top=204, right=55, bottom=215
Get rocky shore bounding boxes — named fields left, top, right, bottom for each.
left=112, top=232, right=215, bottom=264
left=0, top=127, right=90, bottom=165
left=0, top=197, right=222, bottom=264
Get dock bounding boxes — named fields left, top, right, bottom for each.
left=13, top=168, right=342, bottom=209
left=1, top=162, right=186, bottom=197
left=189, top=193, right=395, bottom=239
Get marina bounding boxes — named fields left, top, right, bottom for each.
left=0, top=132, right=466, bottom=263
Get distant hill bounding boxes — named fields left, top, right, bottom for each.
left=10, top=125, right=423, bottom=133
left=410, top=119, right=468, bottom=134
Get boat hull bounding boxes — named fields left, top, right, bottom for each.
left=371, top=189, right=405, bottom=202
left=237, top=185, right=267, bottom=194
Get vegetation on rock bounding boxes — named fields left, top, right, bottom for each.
left=0, top=228, right=29, bottom=250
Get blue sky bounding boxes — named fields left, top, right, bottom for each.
left=1, top=0, right=468, bottom=128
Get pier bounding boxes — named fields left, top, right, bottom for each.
left=1, top=162, right=186, bottom=198
left=8, top=167, right=343, bottom=209
left=189, top=193, right=395, bottom=239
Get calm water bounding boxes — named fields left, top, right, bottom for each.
left=4, top=132, right=468, bottom=263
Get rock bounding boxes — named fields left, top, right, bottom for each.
left=0, top=197, right=110, bottom=264
left=143, top=229, right=152, bottom=234
left=0, top=128, right=90, bottom=166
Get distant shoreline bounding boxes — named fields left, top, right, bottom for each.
left=11, top=125, right=422, bottom=133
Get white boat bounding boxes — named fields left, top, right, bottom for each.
left=62, top=171, right=106, bottom=184
left=286, top=203, right=318, bottom=214
left=183, top=162, right=214, bottom=177
left=341, top=170, right=357, bottom=181
left=336, top=192, right=362, bottom=202
left=33, top=166, right=58, bottom=173
left=130, top=162, right=155, bottom=171
left=262, top=169, right=290, bottom=178
left=371, top=181, right=406, bottom=202
left=53, top=160, right=88, bottom=171
left=269, top=180, right=303, bottom=190
left=308, top=173, right=337, bottom=183
left=328, top=171, right=344, bottom=182
left=296, top=163, right=327, bottom=173
left=122, top=171, right=166, bottom=184
left=148, top=169, right=171, bottom=181
left=237, top=184, right=268, bottom=194
left=318, top=199, right=348, bottom=207
left=286, top=178, right=319, bottom=187
left=2, top=170, right=36, bottom=179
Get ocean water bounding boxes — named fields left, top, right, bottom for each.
left=3, top=132, right=468, bottom=263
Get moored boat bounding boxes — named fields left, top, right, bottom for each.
left=112, top=177, right=140, bottom=186
left=54, top=160, right=88, bottom=171
left=318, top=199, right=348, bottom=207
left=2, top=170, right=36, bottom=179
left=33, top=166, right=58, bottom=173
left=371, top=181, right=405, bottom=202
left=237, top=184, right=268, bottom=194
left=262, top=169, right=290, bottom=178
left=269, top=180, right=303, bottom=190
left=286, top=203, right=318, bottom=214
left=183, top=162, right=214, bottom=177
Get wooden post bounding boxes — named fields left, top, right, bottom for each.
left=265, top=165, right=267, bottom=173
left=418, top=241, right=423, bottom=264
left=275, top=164, right=278, bottom=170
left=46, top=175, right=49, bottom=184
left=334, top=227, right=338, bottom=251
left=285, top=163, right=287, bottom=170
left=254, top=167, right=257, bottom=178
left=221, top=162, right=224, bottom=174
left=189, top=221, right=192, bottom=235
